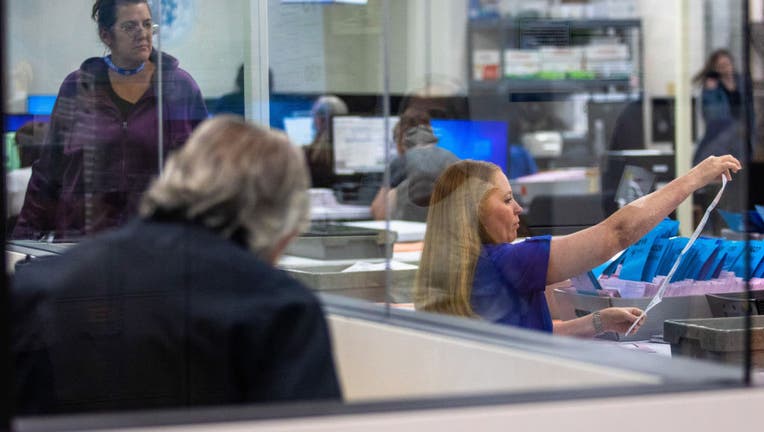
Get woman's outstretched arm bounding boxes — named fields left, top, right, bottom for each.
left=545, top=155, right=741, bottom=285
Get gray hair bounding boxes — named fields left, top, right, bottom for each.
left=140, top=115, right=310, bottom=259
left=311, top=95, right=348, bottom=118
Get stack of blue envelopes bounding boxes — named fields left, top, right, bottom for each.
left=592, top=218, right=764, bottom=285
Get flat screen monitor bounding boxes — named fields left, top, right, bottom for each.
left=269, top=94, right=315, bottom=130
left=332, top=116, right=399, bottom=175
left=651, top=97, right=698, bottom=143
left=283, top=116, right=314, bottom=146
left=4, top=114, right=38, bottom=132
left=587, top=99, right=643, bottom=152
left=430, top=119, right=509, bottom=173
left=27, top=95, right=57, bottom=115
left=747, top=162, right=764, bottom=209
left=602, top=150, right=675, bottom=187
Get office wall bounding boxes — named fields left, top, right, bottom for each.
left=5, top=0, right=248, bottom=105
left=4, top=1, right=708, bottom=106
left=404, top=0, right=469, bottom=96
left=640, top=0, right=705, bottom=97
left=321, top=0, right=407, bottom=94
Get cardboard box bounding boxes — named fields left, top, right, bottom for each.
left=584, top=44, right=630, bottom=61
left=473, top=50, right=500, bottom=81
left=539, top=47, right=583, bottom=74
left=504, top=49, right=540, bottom=77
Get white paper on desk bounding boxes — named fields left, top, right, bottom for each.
left=341, top=261, right=417, bottom=272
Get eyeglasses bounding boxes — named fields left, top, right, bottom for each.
left=115, top=20, right=159, bottom=36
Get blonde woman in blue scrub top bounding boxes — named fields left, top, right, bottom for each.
left=415, top=155, right=741, bottom=337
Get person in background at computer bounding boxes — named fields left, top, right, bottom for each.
left=212, top=64, right=245, bottom=116
left=370, top=108, right=458, bottom=221
left=12, top=115, right=342, bottom=414
left=305, top=95, right=348, bottom=188
left=7, top=121, right=48, bottom=233
left=13, top=0, right=208, bottom=241
left=415, top=155, right=741, bottom=337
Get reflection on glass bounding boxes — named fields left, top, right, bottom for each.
left=210, top=64, right=246, bottom=117
left=5, top=0, right=761, bottom=423
left=271, top=0, right=391, bottom=304
left=369, top=108, right=457, bottom=222
left=306, top=95, right=348, bottom=188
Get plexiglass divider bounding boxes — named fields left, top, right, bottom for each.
left=3, top=0, right=760, bottom=423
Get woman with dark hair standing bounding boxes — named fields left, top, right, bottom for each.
left=692, top=49, right=746, bottom=165
left=694, top=50, right=742, bottom=125
left=13, top=0, right=208, bottom=240
left=691, top=50, right=748, bottom=234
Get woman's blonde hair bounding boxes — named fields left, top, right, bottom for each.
left=140, top=115, right=310, bottom=259
left=414, top=160, right=501, bottom=317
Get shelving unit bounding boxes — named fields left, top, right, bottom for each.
left=466, top=14, right=645, bottom=172
left=469, top=77, right=632, bottom=94
left=468, top=17, right=643, bottom=97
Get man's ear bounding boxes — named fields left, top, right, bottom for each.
left=268, top=230, right=299, bottom=264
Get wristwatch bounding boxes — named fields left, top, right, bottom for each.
left=592, top=311, right=604, bottom=335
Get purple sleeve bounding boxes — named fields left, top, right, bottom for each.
left=12, top=74, right=80, bottom=239
left=162, top=69, right=208, bottom=152
left=489, top=236, right=551, bottom=295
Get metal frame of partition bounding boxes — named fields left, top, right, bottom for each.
left=1, top=0, right=10, bottom=428
left=742, top=0, right=754, bottom=385
left=1, top=1, right=759, bottom=430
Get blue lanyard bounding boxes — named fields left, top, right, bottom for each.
left=103, top=55, right=145, bottom=76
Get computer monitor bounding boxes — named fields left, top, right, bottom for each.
left=269, top=93, right=315, bottom=130
left=430, top=119, right=509, bottom=173
left=587, top=99, right=643, bottom=152
left=332, top=116, right=399, bottom=175
left=283, top=116, right=314, bottom=146
left=600, top=149, right=675, bottom=216
left=27, top=95, right=57, bottom=115
left=651, top=97, right=698, bottom=143
left=4, top=114, right=37, bottom=132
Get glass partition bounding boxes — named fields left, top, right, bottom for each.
left=2, top=0, right=760, bottom=424
left=400, top=0, right=758, bottom=385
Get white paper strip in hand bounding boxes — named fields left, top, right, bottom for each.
left=624, top=175, right=728, bottom=337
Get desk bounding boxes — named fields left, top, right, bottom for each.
left=311, top=204, right=371, bottom=221
left=309, top=188, right=372, bottom=221
left=342, top=220, right=427, bottom=242
left=279, top=250, right=421, bottom=269
left=511, top=167, right=599, bottom=206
